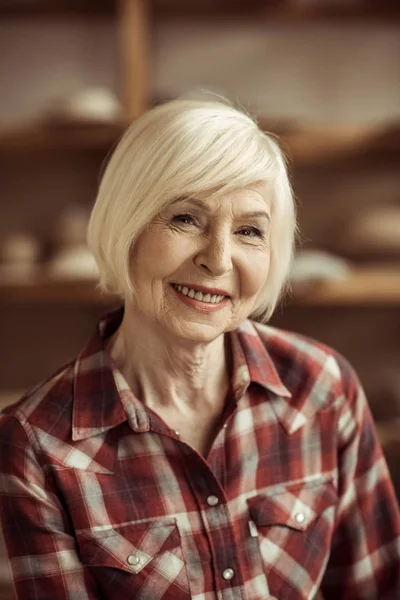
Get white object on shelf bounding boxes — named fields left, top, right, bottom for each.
left=342, top=205, right=400, bottom=255
left=290, top=249, right=352, bottom=286
left=47, top=87, right=124, bottom=125
left=0, top=231, right=41, bottom=280
left=47, top=245, right=99, bottom=279
left=47, top=205, right=99, bottom=279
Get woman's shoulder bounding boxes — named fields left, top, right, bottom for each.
left=245, top=319, right=361, bottom=404
left=247, top=318, right=347, bottom=362
left=0, top=360, right=76, bottom=439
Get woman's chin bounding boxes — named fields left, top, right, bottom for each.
left=165, top=318, right=228, bottom=344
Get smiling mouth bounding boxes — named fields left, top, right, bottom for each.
left=171, top=284, right=227, bottom=304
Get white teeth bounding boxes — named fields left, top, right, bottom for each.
left=172, top=284, right=226, bottom=304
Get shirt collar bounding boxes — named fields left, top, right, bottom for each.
left=72, top=307, right=137, bottom=441
left=72, top=310, right=294, bottom=441
left=231, top=319, right=292, bottom=400
left=231, top=320, right=312, bottom=435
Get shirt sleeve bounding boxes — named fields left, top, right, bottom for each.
left=0, top=412, right=104, bottom=600
left=320, top=361, right=400, bottom=599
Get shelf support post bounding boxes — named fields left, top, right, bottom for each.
left=118, top=0, right=149, bottom=122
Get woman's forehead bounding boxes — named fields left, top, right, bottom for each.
left=171, top=182, right=271, bottom=206
left=166, top=189, right=271, bottom=220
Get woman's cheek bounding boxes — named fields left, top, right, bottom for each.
left=241, top=252, right=271, bottom=297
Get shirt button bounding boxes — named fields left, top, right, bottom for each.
left=207, top=495, right=219, bottom=506
left=294, top=512, right=306, bottom=524
left=127, top=554, right=141, bottom=566
left=222, top=568, right=235, bottom=580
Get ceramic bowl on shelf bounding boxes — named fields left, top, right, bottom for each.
left=339, top=205, right=400, bottom=260
left=47, top=246, right=99, bottom=280
left=290, top=249, right=352, bottom=288
left=0, top=231, right=42, bottom=281
left=45, top=87, right=124, bottom=127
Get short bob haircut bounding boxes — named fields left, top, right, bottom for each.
left=87, top=97, right=296, bottom=322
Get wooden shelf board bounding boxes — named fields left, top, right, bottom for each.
left=262, top=4, right=400, bottom=23
left=0, top=122, right=127, bottom=154
left=266, top=123, right=400, bottom=167
left=152, top=1, right=400, bottom=22
left=0, top=277, right=117, bottom=305
left=2, top=1, right=399, bottom=21
left=2, top=1, right=398, bottom=21
left=291, top=268, right=400, bottom=306
left=0, top=0, right=115, bottom=18
left=1, top=269, right=400, bottom=306
left=1, top=121, right=399, bottom=164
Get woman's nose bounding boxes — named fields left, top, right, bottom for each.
left=194, top=232, right=233, bottom=276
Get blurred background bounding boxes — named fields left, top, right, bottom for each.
left=0, top=0, right=400, bottom=595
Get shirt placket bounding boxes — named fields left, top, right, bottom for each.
left=180, top=447, right=246, bottom=599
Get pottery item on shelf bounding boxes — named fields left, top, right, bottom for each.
left=0, top=231, right=42, bottom=280
left=47, top=246, right=99, bottom=279
left=46, top=87, right=123, bottom=126
left=47, top=206, right=99, bottom=279
left=55, top=205, right=90, bottom=248
left=290, top=249, right=352, bottom=288
left=340, top=205, right=400, bottom=258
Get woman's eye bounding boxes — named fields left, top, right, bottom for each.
left=171, top=213, right=197, bottom=226
left=238, top=226, right=264, bottom=238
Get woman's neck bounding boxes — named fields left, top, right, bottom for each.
left=107, top=307, right=231, bottom=416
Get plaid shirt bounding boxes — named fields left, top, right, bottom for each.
left=0, top=308, right=399, bottom=600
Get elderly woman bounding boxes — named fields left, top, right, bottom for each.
left=0, top=99, right=399, bottom=600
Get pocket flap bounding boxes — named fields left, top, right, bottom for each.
left=247, top=479, right=337, bottom=532
left=79, top=519, right=179, bottom=574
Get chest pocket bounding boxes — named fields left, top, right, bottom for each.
left=246, top=479, right=337, bottom=597
left=77, top=519, right=190, bottom=600
left=248, top=478, right=337, bottom=532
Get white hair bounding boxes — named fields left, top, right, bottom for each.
left=87, top=98, right=297, bottom=322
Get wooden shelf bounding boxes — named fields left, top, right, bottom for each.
left=152, top=0, right=400, bottom=22
left=1, top=121, right=399, bottom=165
left=0, top=0, right=115, bottom=18
left=291, top=267, right=400, bottom=306
left=0, top=122, right=126, bottom=155
left=262, top=3, right=400, bottom=23
left=269, top=123, right=400, bottom=167
left=3, top=1, right=398, bottom=22
left=1, top=268, right=400, bottom=306
left=153, top=0, right=268, bottom=20
left=0, top=276, right=117, bottom=305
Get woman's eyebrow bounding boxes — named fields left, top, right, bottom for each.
left=170, top=197, right=206, bottom=210
left=241, top=211, right=270, bottom=222
left=171, top=197, right=270, bottom=221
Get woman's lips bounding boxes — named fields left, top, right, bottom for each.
left=171, top=284, right=229, bottom=312
left=171, top=282, right=230, bottom=297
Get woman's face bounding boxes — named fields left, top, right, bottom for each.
left=129, top=183, right=272, bottom=343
